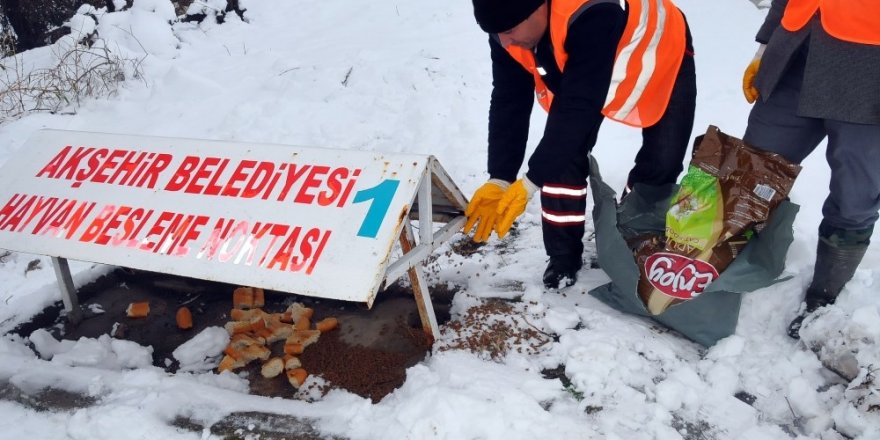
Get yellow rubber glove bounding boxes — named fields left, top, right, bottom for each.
left=742, top=44, right=766, bottom=104
left=495, top=177, right=538, bottom=239
left=463, top=180, right=509, bottom=242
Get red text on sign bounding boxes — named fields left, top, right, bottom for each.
left=78, top=205, right=209, bottom=257
left=0, top=193, right=96, bottom=239
left=37, top=146, right=173, bottom=189
left=162, top=155, right=361, bottom=206
left=196, top=218, right=330, bottom=274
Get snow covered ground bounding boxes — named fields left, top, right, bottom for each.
left=1, top=0, right=879, bottom=438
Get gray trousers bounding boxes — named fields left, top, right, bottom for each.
left=744, top=48, right=880, bottom=231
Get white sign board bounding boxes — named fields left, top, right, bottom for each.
left=0, top=129, right=456, bottom=305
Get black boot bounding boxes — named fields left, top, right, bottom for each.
left=788, top=224, right=871, bottom=339
left=543, top=254, right=583, bottom=289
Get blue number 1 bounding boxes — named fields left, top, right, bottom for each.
left=352, top=179, right=400, bottom=238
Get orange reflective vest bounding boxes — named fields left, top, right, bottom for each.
left=504, top=0, right=686, bottom=128
left=781, top=0, right=880, bottom=45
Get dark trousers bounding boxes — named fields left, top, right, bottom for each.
left=743, top=46, right=880, bottom=231
left=541, top=26, right=697, bottom=257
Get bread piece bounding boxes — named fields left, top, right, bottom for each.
left=286, top=330, right=320, bottom=347
left=283, top=343, right=304, bottom=356
left=315, top=317, right=338, bottom=332
left=294, top=318, right=311, bottom=331
left=229, top=333, right=263, bottom=349
left=254, top=327, right=274, bottom=341
left=287, top=368, right=308, bottom=388
left=250, top=317, right=271, bottom=339
left=283, top=355, right=301, bottom=370
left=224, top=313, right=272, bottom=336
left=230, top=308, right=265, bottom=321
left=176, top=306, right=193, bottom=330
left=267, top=312, right=287, bottom=323
left=224, top=320, right=253, bottom=335
left=224, top=337, right=267, bottom=359
left=232, top=287, right=254, bottom=309
left=223, top=345, right=238, bottom=357
left=281, top=303, right=314, bottom=324
left=261, top=357, right=284, bottom=378
left=253, top=288, right=265, bottom=308
left=248, top=315, right=268, bottom=333
left=264, top=313, right=285, bottom=327
left=265, top=322, right=295, bottom=344
left=222, top=344, right=269, bottom=367
left=218, top=354, right=245, bottom=372
left=238, top=343, right=271, bottom=363
left=126, top=302, right=150, bottom=318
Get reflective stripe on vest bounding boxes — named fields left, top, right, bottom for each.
left=781, top=0, right=880, bottom=45
left=503, top=0, right=686, bottom=128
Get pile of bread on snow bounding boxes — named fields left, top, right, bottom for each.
left=125, top=285, right=338, bottom=389
left=219, top=286, right=338, bottom=389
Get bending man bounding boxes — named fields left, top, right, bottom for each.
left=464, top=0, right=696, bottom=288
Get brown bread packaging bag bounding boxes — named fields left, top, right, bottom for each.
left=636, top=126, right=801, bottom=315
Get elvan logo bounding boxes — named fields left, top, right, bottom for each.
left=645, top=252, right=719, bottom=299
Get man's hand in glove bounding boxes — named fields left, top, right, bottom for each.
left=742, top=44, right=766, bottom=104
left=495, top=177, right=538, bottom=239
left=463, top=179, right=509, bottom=242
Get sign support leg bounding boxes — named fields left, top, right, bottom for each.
left=51, top=257, right=82, bottom=325
left=399, top=222, right=440, bottom=341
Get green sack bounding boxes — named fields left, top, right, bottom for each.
left=587, top=156, right=799, bottom=347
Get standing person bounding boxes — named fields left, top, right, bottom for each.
left=741, top=0, right=880, bottom=338
left=463, top=0, right=696, bottom=288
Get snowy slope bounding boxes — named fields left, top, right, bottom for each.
left=0, top=0, right=878, bottom=439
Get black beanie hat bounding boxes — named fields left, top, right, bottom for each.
left=472, top=0, right=545, bottom=34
